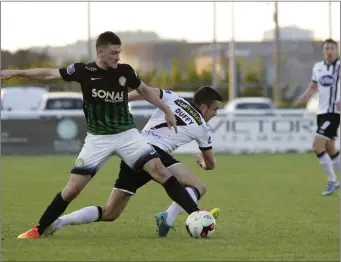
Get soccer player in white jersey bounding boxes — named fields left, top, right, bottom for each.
left=43, top=86, right=222, bottom=237
left=2, top=31, right=202, bottom=239
left=299, top=38, right=340, bottom=196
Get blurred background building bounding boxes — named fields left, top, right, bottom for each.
left=263, top=26, right=314, bottom=41
left=1, top=1, right=340, bottom=107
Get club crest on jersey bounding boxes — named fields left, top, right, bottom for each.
left=319, top=75, right=334, bottom=87
left=66, top=64, right=75, bottom=75
left=119, top=76, right=127, bottom=86
left=75, top=158, right=85, bottom=167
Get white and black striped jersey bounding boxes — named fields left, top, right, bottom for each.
left=311, top=59, right=340, bottom=115
left=141, top=90, right=212, bottom=154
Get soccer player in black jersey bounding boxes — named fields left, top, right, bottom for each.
left=1, top=31, right=200, bottom=238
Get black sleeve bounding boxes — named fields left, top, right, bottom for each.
left=125, top=64, right=142, bottom=90
left=59, top=63, right=86, bottom=82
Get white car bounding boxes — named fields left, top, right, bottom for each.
left=38, top=92, right=83, bottom=111
left=1, top=86, right=48, bottom=111
left=1, top=90, right=84, bottom=119
left=129, top=91, right=194, bottom=116
left=223, top=97, right=276, bottom=115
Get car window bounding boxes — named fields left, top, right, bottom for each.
left=45, top=98, right=83, bottom=110
left=236, top=103, right=272, bottom=110
left=130, top=95, right=193, bottom=111
left=131, top=104, right=157, bottom=110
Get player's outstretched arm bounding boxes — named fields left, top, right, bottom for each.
left=195, top=150, right=216, bottom=171
left=298, top=81, right=317, bottom=105
left=298, top=63, right=319, bottom=105
left=1, top=68, right=62, bottom=81
left=136, top=82, right=178, bottom=133
left=128, top=87, right=160, bottom=102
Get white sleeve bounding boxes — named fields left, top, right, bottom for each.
left=311, top=64, right=318, bottom=83
left=160, top=89, right=179, bottom=103
left=195, top=127, right=213, bottom=151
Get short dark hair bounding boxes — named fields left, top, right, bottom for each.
left=193, top=86, right=223, bottom=107
left=96, top=31, right=122, bottom=49
left=322, top=38, right=338, bottom=48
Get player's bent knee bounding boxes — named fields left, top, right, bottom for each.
left=325, top=141, right=336, bottom=155
left=193, top=183, right=207, bottom=197
left=143, top=158, right=160, bottom=173
left=312, top=145, right=325, bottom=155
left=143, top=158, right=170, bottom=183
left=100, top=189, right=132, bottom=222
left=101, top=207, right=121, bottom=222
left=200, top=183, right=207, bottom=196
left=326, top=146, right=335, bottom=155
left=187, top=178, right=207, bottom=196
left=312, top=136, right=328, bottom=154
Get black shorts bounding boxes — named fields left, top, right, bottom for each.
left=316, top=113, right=340, bottom=140
left=114, top=145, right=179, bottom=195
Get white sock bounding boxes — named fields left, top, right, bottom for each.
left=318, top=152, right=337, bottom=182
left=165, top=187, right=198, bottom=226
left=331, top=151, right=341, bottom=176
left=58, top=206, right=100, bottom=229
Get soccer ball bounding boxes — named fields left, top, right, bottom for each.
left=185, top=210, right=216, bottom=238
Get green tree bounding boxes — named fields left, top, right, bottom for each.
left=239, top=57, right=265, bottom=97
left=169, top=59, right=183, bottom=90
left=137, top=68, right=157, bottom=86
left=182, top=57, right=201, bottom=87
left=138, top=56, right=270, bottom=101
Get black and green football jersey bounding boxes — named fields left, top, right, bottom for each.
left=59, top=62, right=141, bottom=135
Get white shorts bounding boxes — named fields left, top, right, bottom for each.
left=71, top=128, right=158, bottom=176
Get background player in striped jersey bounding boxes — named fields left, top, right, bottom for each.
left=299, top=38, right=340, bottom=196
left=0, top=31, right=202, bottom=238
left=41, top=86, right=222, bottom=238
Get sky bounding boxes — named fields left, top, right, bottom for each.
left=1, top=1, right=340, bottom=52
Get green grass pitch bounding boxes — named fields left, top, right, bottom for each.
left=1, top=154, right=339, bottom=261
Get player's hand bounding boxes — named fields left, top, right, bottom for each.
left=194, top=154, right=205, bottom=169
left=294, top=96, right=308, bottom=108
left=1, top=70, right=17, bottom=80
left=336, top=101, right=340, bottom=111
left=165, top=111, right=178, bottom=133
left=297, top=96, right=308, bottom=106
